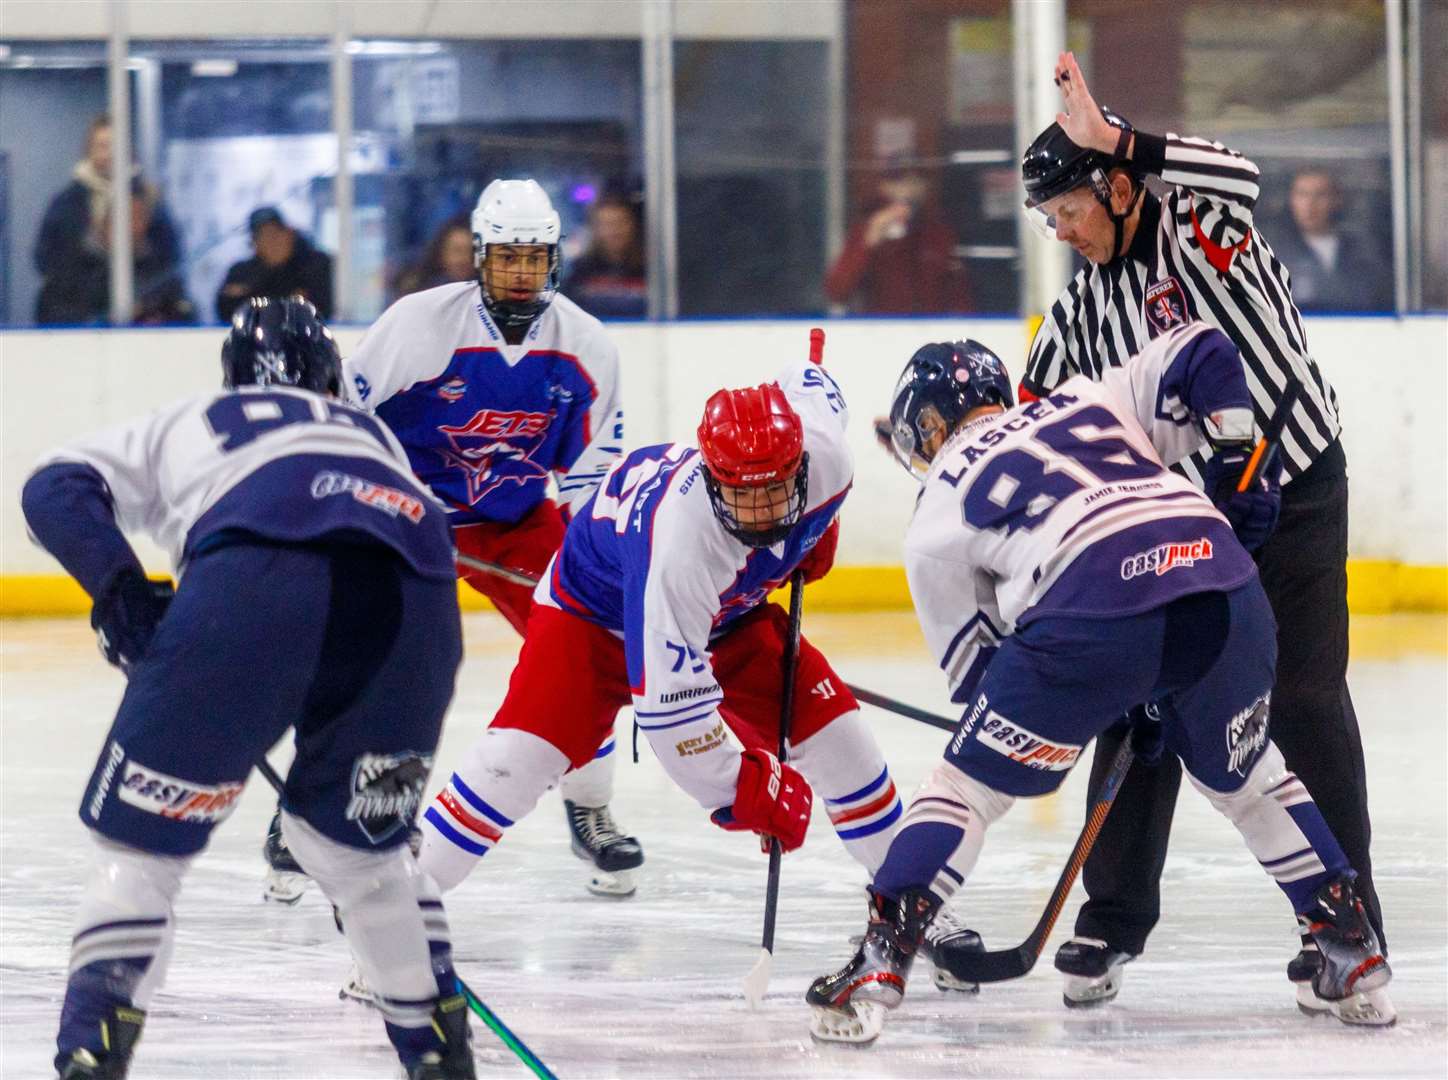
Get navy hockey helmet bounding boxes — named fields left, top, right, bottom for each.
left=888, top=341, right=1013, bottom=479
left=221, top=297, right=341, bottom=396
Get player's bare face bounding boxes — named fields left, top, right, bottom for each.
left=718, top=478, right=797, bottom=534
left=484, top=244, right=551, bottom=304
left=1043, top=188, right=1114, bottom=264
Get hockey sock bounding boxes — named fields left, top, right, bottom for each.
left=873, top=761, right=1013, bottom=902
left=281, top=812, right=440, bottom=1060
left=558, top=733, right=617, bottom=807
left=56, top=835, right=189, bottom=1068
left=418, top=727, right=570, bottom=892
left=790, top=710, right=902, bottom=874
left=1187, top=740, right=1351, bottom=912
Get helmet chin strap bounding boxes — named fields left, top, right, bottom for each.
left=1109, top=181, right=1146, bottom=261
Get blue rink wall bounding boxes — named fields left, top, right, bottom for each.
left=1, top=314, right=1444, bottom=615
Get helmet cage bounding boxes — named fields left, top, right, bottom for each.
left=476, top=240, right=561, bottom=329
left=702, top=453, right=810, bottom=548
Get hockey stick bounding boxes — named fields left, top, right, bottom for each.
left=934, top=736, right=1135, bottom=984
left=845, top=683, right=956, bottom=733
left=1237, top=378, right=1301, bottom=494
left=252, top=758, right=558, bottom=1080
left=938, top=387, right=1305, bottom=986
left=744, top=567, right=806, bottom=1009
left=455, top=551, right=539, bottom=588
left=742, top=327, right=826, bottom=1006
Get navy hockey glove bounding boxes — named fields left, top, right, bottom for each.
left=1127, top=702, right=1166, bottom=767
left=91, top=567, right=174, bottom=674
left=1204, top=445, right=1282, bottom=553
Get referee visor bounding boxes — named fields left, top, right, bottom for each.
left=1021, top=120, right=1115, bottom=238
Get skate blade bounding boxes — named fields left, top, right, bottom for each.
left=262, top=870, right=309, bottom=906
left=809, top=1002, right=887, bottom=1045
left=586, top=867, right=637, bottom=897
left=1061, top=970, right=1123, bottom=1009
left=932, top=967, right=981, bottom=994
left=1295, top=982, right=1397, bottom=1027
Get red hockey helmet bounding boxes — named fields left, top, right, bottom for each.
left=697, top=383, right=809, bottom=547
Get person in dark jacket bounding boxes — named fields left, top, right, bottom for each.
left=34, top=114, right=186, bottom=326
left=1270, top=169, right=1392, bottom=312
left=561, top=195, right=647, bottom=319
left=216, top=206, right=334, bottom=322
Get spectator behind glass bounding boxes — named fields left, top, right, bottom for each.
left=216, top=206, right=335, bottom=323
left=1271, top=169, right=1392, bottom=312
left=561, top=194, right=647, bottom=319
left=34, top=113, right=186, bottom=325
left=392, top=215, right=476, bottom=299
left=824, top=160, right=972, bottom=315
left=36, top=184, right=194, bottom=326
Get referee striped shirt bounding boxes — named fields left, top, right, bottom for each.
left=1022, top=131, right=1341, bottom=487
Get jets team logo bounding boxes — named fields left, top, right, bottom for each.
left=438, top=408, right=553, bottom=505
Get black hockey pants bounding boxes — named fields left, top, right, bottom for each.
left=1071, top=438, right=1385, bottom=955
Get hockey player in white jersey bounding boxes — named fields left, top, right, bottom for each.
left=414, top=347, right=905, bottom=921
left=807, top=324, right=1392, bottom=1044
left=25, top=300, right=475, bottom=1080
left=261, top=178, right=643, bottom=906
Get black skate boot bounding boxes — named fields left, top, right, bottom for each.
left=1054, top=936, right=1136, bottom=1009
left=55, top=1005, right=145, bottom=1079
left=1296, top=876, right=1394, bottom=1027
left=262, top=808, right=310, bottom=905
left=921, top=899, right=984, bottom=993
left=806, top=888, right=937, bottom=1044
left=404, top=993, right=476, bottom=1080
left=1286, top=930, right=1323, bottom=984
left=564, top=800, right=643, bottom=897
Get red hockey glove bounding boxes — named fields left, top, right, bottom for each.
left=710, top=748, right=813, bottom=852
left=798, top=518, right=839, bottom=585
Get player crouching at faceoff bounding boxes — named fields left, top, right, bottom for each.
left=807, top=326, right=1392, bottom=1045
left=24, top=300, right=477, bottom=1080
left=416, top=350, right=906, bottom=909
left=264, top=178, right=641, bottom=908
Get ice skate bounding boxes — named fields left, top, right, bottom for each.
left=406, top=993, right=476, bottom=1079
left=1296, top=877, right=1394, bottom=1027
left=565, top=800, right=643, bottom=897
left=922, top=899, right=983, bottom=993
left=55, top=1005, right=145, bottom=1079
left=262, top=809, right=309, bottom=905
left=806, top=888, right=936, bottom=1044
left=1055, top=936, right=1135, bottom=1009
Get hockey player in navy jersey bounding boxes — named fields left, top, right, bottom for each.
left=415, top=349, right=905, bottom=917
left=24, top=299, right=475, bottom=1079
left=261, top=178, right=643, bottom=907
left=807, top=324, right=1392, bottom=1044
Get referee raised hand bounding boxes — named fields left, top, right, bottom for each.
left=1010, top=50, right=1384, bottom=1018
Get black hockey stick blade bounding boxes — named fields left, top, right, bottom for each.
left=845, top=683, right=956, bottom=733
left=935, top=737, right=1136, bottom=984
left=1236, top=378, right=1301, bottom=494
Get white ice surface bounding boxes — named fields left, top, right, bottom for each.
left=2, top=612, right=1445, bottom=1078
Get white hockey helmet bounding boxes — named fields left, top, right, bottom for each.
left=471, top=179, right=562, bottom=328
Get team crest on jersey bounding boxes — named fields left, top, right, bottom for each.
left=436, top=377, right=468, bottom=402
left=438, top=408, right=553, bottom=505
left=1145, top=277, right=1189, bottom=334
left=345, top=750, right=433, bottom=843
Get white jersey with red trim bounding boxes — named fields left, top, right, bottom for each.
left=541, top=356, right=851, bottom=809
left=343, top=282, right=623, bottom=525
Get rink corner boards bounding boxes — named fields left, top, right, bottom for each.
left=2, top=560, right=1445, bottom=619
